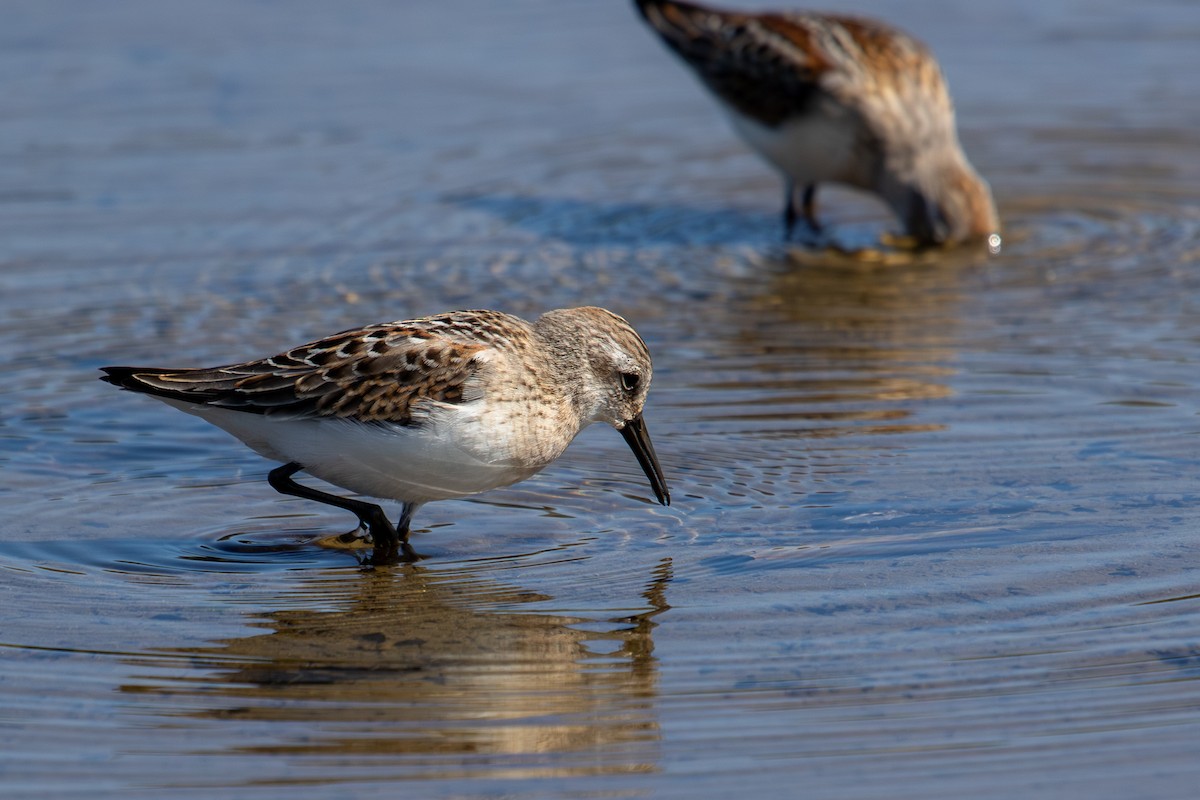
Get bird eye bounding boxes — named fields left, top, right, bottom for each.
left=620, top=372, right=640, bottom=394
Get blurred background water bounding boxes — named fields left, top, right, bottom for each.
left=1, top=1, right=1199, bottom=797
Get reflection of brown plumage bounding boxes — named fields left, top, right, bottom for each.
left=634, top=0, right=998, bottom=246
left=702, top=253, right=977, bottom=440
left=121, top=559, right=672, bottom=773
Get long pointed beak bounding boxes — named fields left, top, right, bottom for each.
left=619, top=414, right=670, bottom=506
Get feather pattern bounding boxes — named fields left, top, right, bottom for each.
left=99, top=311, right=524, bottom=424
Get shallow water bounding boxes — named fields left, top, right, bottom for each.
left=2, top=0, right=1199, bottom=797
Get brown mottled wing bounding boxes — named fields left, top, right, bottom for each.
left=636, top=2, right=931, bottom=126
left=636, top=0, right=835, bottom=125
left=100, top=323, right=489, bottom=425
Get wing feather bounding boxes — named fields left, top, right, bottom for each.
left=637, top=0, right=833, bottom=125
left=100, top=321, right=494, bottom=425
left=636, top=1, right=937, bottom=127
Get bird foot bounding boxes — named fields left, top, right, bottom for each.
left=366, top=536, right=426, bottom=566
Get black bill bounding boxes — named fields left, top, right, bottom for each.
left=619, top=413, right=671, bottom=506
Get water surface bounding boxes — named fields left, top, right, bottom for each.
left=2, top=1, right=1199, bottom=797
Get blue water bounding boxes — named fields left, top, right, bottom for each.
left=2, top=1, right=1199, bottom=797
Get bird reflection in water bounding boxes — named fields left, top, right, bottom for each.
left=121, top=558, right=673, bottom=780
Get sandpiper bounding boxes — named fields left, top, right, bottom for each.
left=101, top=307, right=670, bottom=563
left=634, top=0, right=998, bottom=247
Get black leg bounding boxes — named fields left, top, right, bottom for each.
left=801, top=183, right=820, bottom=231
left=267, top=462, right=399, bottom=551
left=370, top=501, right=425, bottom=565
left=783, top=179, right=798, bottom=241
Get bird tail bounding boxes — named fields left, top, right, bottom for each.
left=634, top=0, right=724, bottom=45
left=99, top=365, right=241, bottom=404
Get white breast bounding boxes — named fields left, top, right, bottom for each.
left=163, top=398, right=557, bottom=504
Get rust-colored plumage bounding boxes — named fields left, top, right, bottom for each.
left=99, top=315, right=515, bottom=424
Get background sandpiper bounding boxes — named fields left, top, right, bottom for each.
left=634, top=0, right=999, bottom=247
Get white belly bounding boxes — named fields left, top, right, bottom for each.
left=165, top=399, right=556, bottom=504
left=726, top=103, right=862, bottom=187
